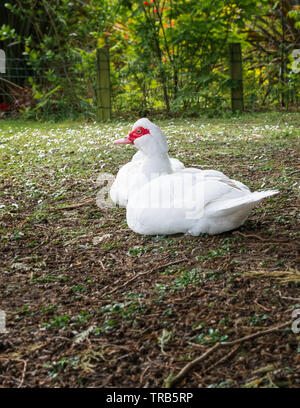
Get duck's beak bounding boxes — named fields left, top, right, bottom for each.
left=113, top=135, right=133, bottom=145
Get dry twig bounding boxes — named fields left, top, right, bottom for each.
left=164, top=320, right=292, bottom=388
left=49, top=198, right=95, bottom=212
left=106, top=258, right=188, bottom=296
left=18, top=359, right=27, bottom=388
left=203, top=344, right=240, bottom=375
left=0, top=358, right=27, bottom=388
left=233, top=231, right=289, bottom=244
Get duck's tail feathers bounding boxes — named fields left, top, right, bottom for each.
left=209, top=190, right=279, bottom=217
left=249, top=190, right=279, bottom=202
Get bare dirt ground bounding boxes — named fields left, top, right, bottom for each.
left=0, top=114, right=299, bottom=388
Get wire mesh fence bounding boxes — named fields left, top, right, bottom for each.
left=0, top=53, right=98, bottom=118
left=0, top=46, right=299, bottom=120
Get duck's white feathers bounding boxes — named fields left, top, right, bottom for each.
left=110, top=118, right=279, bottom=235
left=110, top=151, right=184, bottom=208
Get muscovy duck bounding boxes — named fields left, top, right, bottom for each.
left=110, top=118, right=278, bottom=235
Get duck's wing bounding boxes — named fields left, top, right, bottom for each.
left=170, top=157, right=185, bottom=172
left=206, top=189, right=279, bottom=216
left=183, top=168, right=250, bottom=192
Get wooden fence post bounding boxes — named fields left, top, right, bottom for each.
left=229, top=43, right=244, bottom=112
left=96, top=47, right=111, bottom=121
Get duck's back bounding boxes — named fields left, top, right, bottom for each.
left=126, top=171, right=248, bottom=235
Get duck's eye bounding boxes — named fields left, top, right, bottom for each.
left=137, top=129, right=142, bottom=134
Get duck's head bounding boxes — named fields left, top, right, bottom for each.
left=114, top=118, right=168, bottom=155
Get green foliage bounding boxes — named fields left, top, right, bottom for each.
left=242, top=0, right=300, bottom=109
left=43, top=314, right=70, bottom=329
left=111, top=0, right=267, bottom=114
left=1, top=0, right=116, bottom=119
left=192, top=328, right=229, bottom=344
left=0, top=0, right=299, bottom=118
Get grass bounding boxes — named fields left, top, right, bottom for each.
left=0, top=112, right=299, bottom=388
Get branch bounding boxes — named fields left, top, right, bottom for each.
left=164, top=320, right=292, bottom=388
left=106, top=257, right=188, bottom=296
left=49, top=198, right=95, bottom=212
left=0, top=77, right=24, bottom=89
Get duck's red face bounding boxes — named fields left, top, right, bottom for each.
left=114, top=126, right=150, bottom=145
left=128, top=126, right=150, bottom=143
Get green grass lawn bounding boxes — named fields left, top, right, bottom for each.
left=0, top=112, right=299, bottom=388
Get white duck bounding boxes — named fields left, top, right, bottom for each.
left=110, top=118, right=278, bottom=236
left=110, top=135, right=184, bottom=208
left=110, top=119, right=227, bottom=207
